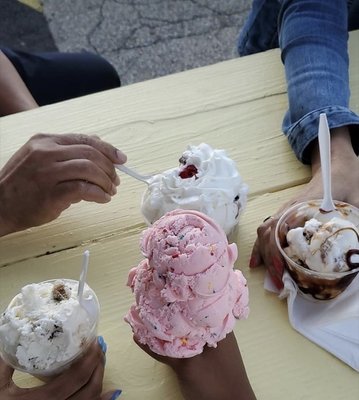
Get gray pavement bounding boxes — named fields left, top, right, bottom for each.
left=0, top=0, right=56, bottom=52
left=42, top=0, right=251, bottom=85
left=1, top=0, right=251, bottom=86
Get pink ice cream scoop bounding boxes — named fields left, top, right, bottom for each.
left=124, top=209, right=249, bottom=358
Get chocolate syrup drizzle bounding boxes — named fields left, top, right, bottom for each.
left=346, top=249, right=359, bottom=270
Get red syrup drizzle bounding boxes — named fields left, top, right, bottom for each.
left=179, top=164, right=198, bottom=179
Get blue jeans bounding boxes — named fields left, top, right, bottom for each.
left=238, top=0, right=359, bottom=164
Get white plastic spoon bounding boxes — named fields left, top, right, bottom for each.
left=78, top=250, right=97, bottom=321
left=316, top=113, right=340, bottom=222
left=318, top=113, right=336, bottom=212
left=114, top=164, right=153, bottom=185
left=78, top=249, right=89, bottom=302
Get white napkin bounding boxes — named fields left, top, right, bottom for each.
left=264, top=271, right=359, bottom=372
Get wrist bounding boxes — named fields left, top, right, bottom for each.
left=170, top=334, right=256, bottom=400
left=0, top=213, right=14, bottom=237
left=310, top=126, right=356, bottom=176
left=0, top=184, right=16, bottom=237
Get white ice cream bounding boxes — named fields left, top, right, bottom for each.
left=141, top=143, right=248, bottom=236
left=284, top=217, right=359, bottom=273
left=0, top=280, right=99, bottom=374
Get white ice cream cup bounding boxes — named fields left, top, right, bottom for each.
left=0, top=279, right=100, bottom=377
left=275, top=200, right=359, bottom=300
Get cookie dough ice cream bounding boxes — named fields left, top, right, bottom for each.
left=125, top=209, right=249, bottom=358
left=141, top=143, right=248, bottom=236
left=284, top=217, right=359, bottom=273
left=0, top=279, right=99, bottom=375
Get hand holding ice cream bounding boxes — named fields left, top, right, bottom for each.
left=125, top=209, right=249, bottom=357
left=275, top=200, right=359, bottom=299
left=0, top=339, right=119, bottom=400
left=135, top=331, right=256, bottom=400
left=0, top=279, right=99, bottom=376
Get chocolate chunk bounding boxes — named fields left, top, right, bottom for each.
left=346, top=249, right=359, bottom=270
left=52, top=283, right=69, bottom=302
left=48, top=323, right=63, bottom=340
left=178, top=156, right=187, bottom=165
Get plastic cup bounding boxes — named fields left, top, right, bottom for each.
left=0, top=279, right=100, bottom=377
left=275, top=200, right=359, bottom=300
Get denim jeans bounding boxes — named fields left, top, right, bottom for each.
left=238, top=0, right=359, bottom=164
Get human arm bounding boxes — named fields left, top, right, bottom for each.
left=0, top=133, right=127, bottom=237
left=135, top=332, right=256, bottom=400
left=0, top=340, right=120, bottom=400
left=249, top=0, right=359, bottom=288
left=0, top=50, right=38, bottom=116
left=251, top=127, right=359, bottom=288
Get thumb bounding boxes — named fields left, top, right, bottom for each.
left=101, top=389, right=122, bottom=400
left=0, top=357, right=14, bottom=387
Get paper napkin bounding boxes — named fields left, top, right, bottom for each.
left=265, top=272, right=359, bottom=372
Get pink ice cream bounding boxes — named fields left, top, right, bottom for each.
left=124, top=209, right=249, bottom=358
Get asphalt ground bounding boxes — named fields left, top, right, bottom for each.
left=0, top=0, right=56, bottom=51
left=1, top=0, right=251, bottom=85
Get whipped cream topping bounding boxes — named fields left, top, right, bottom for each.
left=141, top=143, right=248, bottom=235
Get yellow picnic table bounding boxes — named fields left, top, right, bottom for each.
left=1, top=29, right=358, bottom=400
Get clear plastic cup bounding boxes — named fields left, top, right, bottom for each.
left=275, top=200, right=359, bottom=300
left=0, top=279, right=100, bottom=377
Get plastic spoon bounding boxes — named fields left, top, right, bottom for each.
left=78, top=250, right=97, bottom=321
left=316, top=113, right=340, bottom=221
left=78, top=250, right=89, bottom=302
left=114, top=164, right=154, bottom=185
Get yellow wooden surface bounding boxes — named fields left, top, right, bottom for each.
left=1, top=30, right=359, bottom=400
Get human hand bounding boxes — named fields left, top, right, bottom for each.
left=250, top=127, right=359, bottom=289
left=0, top=133, right=127, bottom=236
left=134, top=332, right=256, bottom=400
left=0, top=338, right=121, bottom=400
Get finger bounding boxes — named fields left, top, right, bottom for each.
left=53, top=134, right=127, bottom=164
left=268, top=265, right=284, bottom=290
left=269, top=222, right=286, bottom=289
left=132, top=335, right=179, bottom=369
left=70, top=336, right=109, bottom=400
left=54, top=181, right=112, bottom=205
left=249, top=238, right=262, bottom=268
left=38, top=341, right=103, bottom=399
left=133, top=335, right=153, bottom=355
left=260, top=224, right=284, bottom=290
left=133, top=335, right=165, bottom=363
left=0, top=357, right=14, bottom=387
left=249, top=218, right=275, bottom=269
left=70, top=361, right=104, bottom=400
left=56, top=144, right=120, bottom=186
left=54, top=159, right=117, bottom=196
left=270, top=223, right=285, bottom=277
left=101, top=389, right=122, bottom=400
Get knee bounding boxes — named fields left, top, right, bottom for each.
left=79, top=52, right=121, bottom=89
